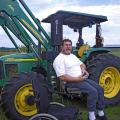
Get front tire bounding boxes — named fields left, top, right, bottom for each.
left=1, top=72, right=38, bottom=120
left=87, top=54, right=120, bottom=106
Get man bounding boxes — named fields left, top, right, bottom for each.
left=53, top=39, right=108, bottom=120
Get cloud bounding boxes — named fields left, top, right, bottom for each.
left=0, top=34, right=14, bottom=47
left=0, top=26, right=4, bottom=35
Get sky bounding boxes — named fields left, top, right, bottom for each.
left=0, top=0, right=120, bottom=47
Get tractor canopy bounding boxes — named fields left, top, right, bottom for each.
left=42, top=10, right=108, bottom=47
left=42, top=10, right=108, bottom=28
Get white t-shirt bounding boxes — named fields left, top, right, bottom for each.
left=53, top=53, right=83, bottom=77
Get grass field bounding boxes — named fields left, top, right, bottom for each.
left=112, top=51, right=120, bottom=57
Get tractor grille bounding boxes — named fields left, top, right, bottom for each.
left=5, top=64, right=18, bottom=78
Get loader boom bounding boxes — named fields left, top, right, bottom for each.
left=0, top=0, right=52, bottom=57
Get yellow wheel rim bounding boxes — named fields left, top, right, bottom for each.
left=15, top=84, right=37, bottom=116
left=78, top=44, right=90, bottom=57
left=100, top=67, right=120, bottom=98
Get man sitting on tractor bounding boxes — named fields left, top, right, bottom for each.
left=53, top=39, right=108, bottom=120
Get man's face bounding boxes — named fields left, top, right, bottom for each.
left=61, top=41, right=72, bottom=55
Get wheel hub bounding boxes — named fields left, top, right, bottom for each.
left=25, top=95, right=35, bottom=106
left=15, top=84, right=37, bottom=116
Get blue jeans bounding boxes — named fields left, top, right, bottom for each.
left=66, top=79, right=105, bottom=111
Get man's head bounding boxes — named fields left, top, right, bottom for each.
left=61, top=39, right=72, bottom=55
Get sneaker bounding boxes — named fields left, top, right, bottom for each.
left=96, top=115, right=108, bottom=120
left=88, top=117, right=98, bottom=120
left=88, top=118, right=98, bottom=120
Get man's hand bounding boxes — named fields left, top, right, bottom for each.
left=80, top=63, right=89, bottom=78
left=78, top=75, right=86, bottom=81
left=81, top=68, right=89, bottom=79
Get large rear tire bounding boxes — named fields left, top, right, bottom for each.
left=1, top=72, right=38, bottom=120
left=87, top=54, right=120, bottom=106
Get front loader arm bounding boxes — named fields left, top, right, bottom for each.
left=0, top=0, right=51, bottom=53
left=0, top=11, right=39, bottom=57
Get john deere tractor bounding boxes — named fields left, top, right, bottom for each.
left=0, top=0, right=120, bottom=120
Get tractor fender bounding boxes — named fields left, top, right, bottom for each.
left=80, top=48, right=110, bottom=62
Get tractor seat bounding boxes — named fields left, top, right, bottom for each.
left=30, top=72, right=80, bottom=120
left=77, top=44, right=90, bottom=57
left=58, top=80, right=82, bottom=95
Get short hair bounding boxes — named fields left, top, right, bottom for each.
left=61, top=39, right=72, bottom=46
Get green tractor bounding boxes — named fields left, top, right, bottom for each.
left=0, top=0, right=120, bottom=120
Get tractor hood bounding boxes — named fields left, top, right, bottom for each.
left=0, top=53, right=39, bottom=63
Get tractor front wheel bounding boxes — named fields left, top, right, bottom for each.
left=1, top=72, right=38, bottom=120
left=87, top=54, right=120, bottom=106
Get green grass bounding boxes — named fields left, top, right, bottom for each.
left=0, top=111, right=8, bottom=120
left=105, top=105, right=120, bottom=120
left=112, top=51, right=120, bottom=57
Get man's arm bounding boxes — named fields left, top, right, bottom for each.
left=80, top=63, right=86, bottom=70
left=59, top=74, right=86, bottom=82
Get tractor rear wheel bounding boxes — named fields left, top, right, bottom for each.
left=87, top=54, right=120, bottom=106
left=1, top=72, right=38, bottom=120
